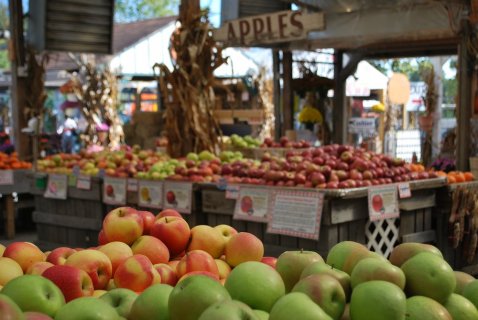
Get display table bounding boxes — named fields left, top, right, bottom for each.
left=200, top=178, right=447, bottom=257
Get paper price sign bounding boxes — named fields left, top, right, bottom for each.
left=44, top=174, right=68, bottom=200
left=163, top=182, right=193, bottom=214
left=127, top=179, right=139, bottom=192
left=225, top=185, right=240, bottom=200
left=233, top=186, right=270, bottom=222
left=0, top=170, right=13, bottom=185
left=103, top=177, right=127, bottom=205
left=138, top=180, right=163, bottom=209
left=267, top=189, right=324, bottom=240
left=397, top=182, right=411, bottom=199
left=76, top=174, right=92, bottom=190
left=368, top=185, right=399, bottom=221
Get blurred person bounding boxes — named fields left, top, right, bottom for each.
left=58, top=114, right=78, bottom=153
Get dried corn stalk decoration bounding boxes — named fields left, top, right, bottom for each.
left=71, top=61, right=124, bottom=149
left=24, top=48, right=48, bottom=131
left=154, top=4, right=226, bottom=157
left=256, top=67, right=275, bottom=141
left=420, top=65, right=436, bottom=166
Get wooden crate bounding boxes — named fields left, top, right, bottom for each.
left=31, top=174, right=105, bottom=250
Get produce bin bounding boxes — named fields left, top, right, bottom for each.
left=200, top=178, right=446, bottom=257
left=30, top=173, right=105, bottom=250
left=435, top=181, right=478, bottom=275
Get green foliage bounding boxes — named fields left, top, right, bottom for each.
left=114, top=0, right=179, bottom=22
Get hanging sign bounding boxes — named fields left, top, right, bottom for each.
left=368, top=185, right=399, bottom=221
left=233, top=186, right=270, bottom=222
left=138, top=180, right=163, bottom=209
left=348, top=118, right=377, bottom=135
left=213, top=10, right=325, bottom=46
left=397, top=182, right=412, bottom=199
left=163, top=181, right=193, bottom=214
left=225, top=185, right=241, bottom=200
left=0, top=170, right=13, bottom=185
left=76, top=174, right=92, bottom=190
left=44, top=174, right=68, bottom=200
left=267, top=189, right=324, bottom=240
left=103, top=177, right=127, bottom=205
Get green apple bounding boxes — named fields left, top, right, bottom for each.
left=198, top=151, right=214, bottom=161
left=1, top=275, right=65, bottom=317
left=463, top=280, right=478, bottom=309
left=225, top=261, right=285, bottom=312
left=406, top=296, right=452, bottom=320
left=169, top=275, right=231, bottom=320
left=443, top=293, right=478, bottom=320
left=55, top=297, right=121, bottom=320
left=325, top=241, right=372, bottom=275
left=198, top=300, right=258, bottom=320
left=186, top=152, right=199, bottom=161
left=401, top=252, right=455, bottom=303
left=128, top=284, right=173, bottom=320
left=0, top=293, right=25, bottom=320
left=292, top=274, right=345, bottom=320
left=351, top=257, right=405, bottom=290
left=350, top=281, right=406, bottom=320
left=253, top=309, right=269, bottom=320
left=269, top=292, right=332, bottom=320
left=23, top=312, right=54, bottom=319
left=454, top=271, right=475, bottom=294
left=100, top=288, right=138, bottom=318
left=389, top=243, right=443, bottom=267
left=300, top=262, right=351, bottom=300
left=276, top=250, right=324, bottom=292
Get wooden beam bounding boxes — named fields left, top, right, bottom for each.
left=9, top=0, right=29, bottom=160
left=456, top=22, right=472, bottom=171
left=272, top=49, right=282, bottom=140
left=282, top=50, right=293, bottom=135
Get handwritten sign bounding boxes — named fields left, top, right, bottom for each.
left=127, top=179, right=139, bottom=192
left=0, top=170, right=13, bottom=185
left=138, top=180, right=163, bottom=209
left=267, top=189, right=324, bottom=240
left=214, top=10, right=325, bottom=46
left=225, top=185, right=240, bottom=200
left=233, top=186, right=270, bottom=222
left=397, top=182, right=412, bottom=199
left=76, top=174, right=92, bottom=190
left=44, top=174, right=68, bottom=200
left=103, top=177, right=127, bottom=205
left=368, top=185, right=399, bottom=221
left=163, top=182, right=193, bottom=214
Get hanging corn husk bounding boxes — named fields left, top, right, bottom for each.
left=71, top=60, right=123, bottom=149
left=24, top=48, right=48, bottom=131
left=154, top=5, right=226, bottom=157
left=256, top=67, right=275, bottom=140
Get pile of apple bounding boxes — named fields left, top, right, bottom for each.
left=220, top=144, right=437, bottom=189
left=261, top=136, right=312, bottom=149
left=1, top=206, right=478, bottom=319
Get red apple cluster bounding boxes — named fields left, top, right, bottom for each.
left=220, top=144, right=437, bottom=189
left=261, top=136, right=312, bottom=149
left=167, top=158, right=223, bottom=183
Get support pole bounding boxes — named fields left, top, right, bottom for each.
left=272, top=49, right=281, bottom=140
left=282, top=50, right=293, bottom=135
left=9, top=0, right=29, bottom=159
left=456, top=22, right=472, bottom=171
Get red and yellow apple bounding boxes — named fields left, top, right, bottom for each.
left=131, top=235, right=170, bottom=265
left=137, top=210, right=155, bottom=235
left=187, top=225, right=226, bottom=259
left=26, top=261, right=54, bottom=275
left=114, top=254, right=161, bottom=292
left=153, top=263, right=178, bottom=286
left=42, top=265, right=94, bottom=302
left=97, top=241, right=133, bottom=275
left=176, top=250, right=219, bottom=279
left=3, top=242, right=46, bottom=273
left=0, top=257, right=23, bottom=286
left=224, top=232, right=264, bottom=267
left=102, top=207, right=143, bottom=245
left=150, top=216, right=191, bottom=257
left=65, top=249, right=112, bottom=290
left=157, top=209, right=182, bottom=219
left=46, top=247, right=77, bottom=266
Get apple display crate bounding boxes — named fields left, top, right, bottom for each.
left=434, top=181, right=478, bottom=276
left=200, top=179, right=445, bottom=258
left=30, top=173, right=105, bottom=250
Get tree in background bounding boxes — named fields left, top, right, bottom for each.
left=114, top=0, right=179, bottom=22
left=0, top=1, right=9, bottom=70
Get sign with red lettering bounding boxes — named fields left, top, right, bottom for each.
left=213, top=10, right=325, bottom=46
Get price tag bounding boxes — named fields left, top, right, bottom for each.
left=68, top=175, right=77, bottom=187
left=44, top=174, right=68, bottom=200
left=76, top=174, right=92, bottom=190
left=163, top=181, right=193, bottom=214
left=267, top=189, right=324, bottom=240
left=233, top=186, right=270, bottom=222
left=138, top=180, right=163, bottom=209
left=127, top=179, right=139, bottom=192
left=368, top=185, right=400, bottom=221
left=103, top=177, right=127, bottom=205
left=225, top=185, right=240, bottom=200
left=397, top=182, right=411, bottom=199
left=0, top=170, right=14, bottom=185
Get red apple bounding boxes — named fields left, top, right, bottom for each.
left=114, top=254, right=161, bottom=292
left=137, top=210, right=155, bottom=235
left=176, top=250, right=220, bottom=279
left=150, top=216, right=191, bottom=257
left=3, top=242, right=46, bottom=273
left=153, top=263, right=178, bottom=286
left=65, top=249, right=112, bottom=290
left=131, top=235, right=170, bottom=265
left=157, top=209, right=182, bottom=219
left=46, top=247, right=77, bottom=265
left=224, top=232, right=264, bottom=267
left=26, top=261, right=54, bottom=275
left=97, top=241, right=133, bottom=275
left=102, top=207, right=143, bottom=245
left=261, top=257, right=278, bottom=269
left=42, top=265, right=94, bottom=302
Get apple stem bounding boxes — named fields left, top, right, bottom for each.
left=165, top=217, right=168, bottom=223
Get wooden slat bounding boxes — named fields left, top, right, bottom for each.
left=246, top=221, right=263, bottom=239
left=201, top=190, right=236, bottom=215
left=401, top=230, right=437, bottom=243
left=338, top=223, right=349, bottom=242
left=415, top=210, right=424, bottom=232
left=399, top=190, right=435, bottom=211
left=330, top=198, right=368, bottom=224
left=399, top=212, right=415, bottom=237
left=424, top=208, right=432, bottom=230
left=33, top=211, right=102, bottom=231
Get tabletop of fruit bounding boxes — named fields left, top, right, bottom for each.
left=1, top=206, right=477, bottom=319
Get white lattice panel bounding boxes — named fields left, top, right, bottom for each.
left=365, top=218, right=399, bottom=258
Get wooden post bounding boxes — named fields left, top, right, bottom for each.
left=5, top=194, right=15, bottom=239
left=180, top=0, right=200, bottom=22
left=272, top=49, right=282, bottom=140
left=333, top=51, right=346, bottom=144
left=282, top=50, right=293, bottom=136
left=456, top=22, right=472, bottom=171
left=9, top=0, right=29, bottom=160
